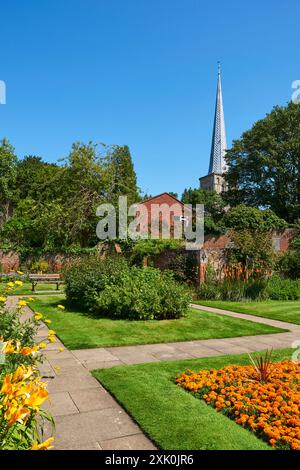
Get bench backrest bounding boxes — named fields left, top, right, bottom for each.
left=29, top=274, right=61, bottom=280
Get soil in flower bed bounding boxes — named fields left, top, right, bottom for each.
left=176, top=360, right=300, bottom=450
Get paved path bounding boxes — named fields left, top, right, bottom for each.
left=6, top=297, right=156, bottom=451
left=7, top=297, right=300, bottom=450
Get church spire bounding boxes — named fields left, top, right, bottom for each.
left=208, top=63, right=227, bottom=174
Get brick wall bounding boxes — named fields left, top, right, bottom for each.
left=0, top=229, right=298, bottom=273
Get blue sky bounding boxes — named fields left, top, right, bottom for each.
left=0, top=0, right=298, bottom=197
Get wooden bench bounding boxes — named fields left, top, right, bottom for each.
left=28, top=274, right=63, bottom=292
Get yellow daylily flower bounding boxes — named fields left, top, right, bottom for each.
left=14, top=280, right=23, bottom=286
left=0, top=296, right=7, bottom=303
left=47, top=330, right=56, bottom=336
left=17, top=271, right=24, bottom=275
left=31, top=437, right=54, bottom=450
left=48, top=336, right=56, bottom=343
left=57, top=304, right=65, bottom=310
left=38, top=342, right=47, bottom=349
left=57, top=347, right=64, bottom=352
left=20, top=346, right=39, bottom=356
left=18, top=300, right=27, bottom=307
left=44, top=319, right=52, bottom=324
left=6, top=282, right=14, bottom=288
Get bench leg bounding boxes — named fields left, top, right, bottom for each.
left=56, top=283, right=59, bottom=290
left=32, top=283, right=35, bottom=292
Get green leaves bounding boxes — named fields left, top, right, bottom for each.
left=0, top=141, right=140, bottom=251
left=222, top=205, right=287, bottom=231
left=225, top=102, right=300, bottom=222
left=64, top=256, right=190, bottom=320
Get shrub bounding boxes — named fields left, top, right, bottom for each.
left=167, top=253, right=198, bottom=284
left=30, top=260, right=49, bottom=274
left=266, top=276, right=300, bottom=300
left=64, top=255, right=129, bottom=311
left=64, top=256, right=190, bottom=320
left=197, top=281, right=222, bottom=300
left=197, top=276, right=300, bottom=301
left=278, top=236, right=300, bottom=279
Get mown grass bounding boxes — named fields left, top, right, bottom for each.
left=29, top=295, right=285, bottom=349
left=193, top=300, right=300, bottom=325
left=93, top=348, right=293, bottom=450
left=1, top=282, right=64, bottom=296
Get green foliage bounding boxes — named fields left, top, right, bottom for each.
left=0, top=141, right=140, bottom=252
left=197, top=276, right=300, bottom=301
left=197, top=278, right=267, bottom=301
left=0, top=307, right=37, bottom=349
left=222, top=205, right=287, bottom=231
left=181, top=187, right=226, bottom=218
left=227, top=229, right=275, bottom=273
left=168, top=253, right=198, bottom=284
left=278, top=235, right=300, bottom=279
left=130, top=239, right=183, bottom=265
left=64, top=255, right=128, bottom=311
left=94, top=267, right=190, bottom=320
left=0, top=139, right=17, bottom=227
left=29, top=260, right=49, bottom=274
left=265, top=276, right=300, bottom=300
left=181, top=187, right=226, bottom=234
left=103, top=144, right=140, bottom=206
left=64, top=256, right=190, bottom=320
left=225, top=102, right=300, bottom=222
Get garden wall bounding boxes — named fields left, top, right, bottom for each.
left=153, top=229, right=298, bottom=283
left=0, top=229, right=297, bottom=274
left=0, top=251, right=81, bottom=273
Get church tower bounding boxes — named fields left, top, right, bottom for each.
left=199, top=63, right=228, bottom=193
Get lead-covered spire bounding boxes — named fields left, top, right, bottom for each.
left=208, top=63, right=227, bottom=174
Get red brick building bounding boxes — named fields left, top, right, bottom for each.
left=135, top=192, right=188, bottom=238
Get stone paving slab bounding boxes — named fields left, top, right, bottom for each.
left=44, top=391, right=79, bottom=417
left=101, top=433, right=157, bottom=450
left=45, top=368, right=103, bottom=393
left=80, top=360, right=125, bottom=370
left=53, top=408, right=141, bottom=448
left=70, top=387, right=120, bottom=412
left=106, top=346, right=160, bottom=365
left=72, top=348, right=120, bottom=364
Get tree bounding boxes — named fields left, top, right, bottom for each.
left=182, top=187, right=226, bottom=219
left=0, top=139, right=17, bottom=226
left=225, top=102, right=300, bottom=222
left=222, top=205, right=288, bottom=231
left=181, top=187, right=226, bottom=234
left=16, top=156, right=62, bottom=201
left=0, top=139, right=141, bottom=250
left=103, top=145, right=140, bottom=205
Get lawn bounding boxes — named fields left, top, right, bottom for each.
left=29, top=295, right=285, bottom=349
left=93, top=348, right=294, bottom=450
left=193, top=300, right=300, bottom=325
left=0, top=282, right=64, bottom=296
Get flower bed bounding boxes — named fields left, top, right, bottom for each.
left=176, top=361, right=300, bottom=450
left=0, top=282, right=55, bottom=450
